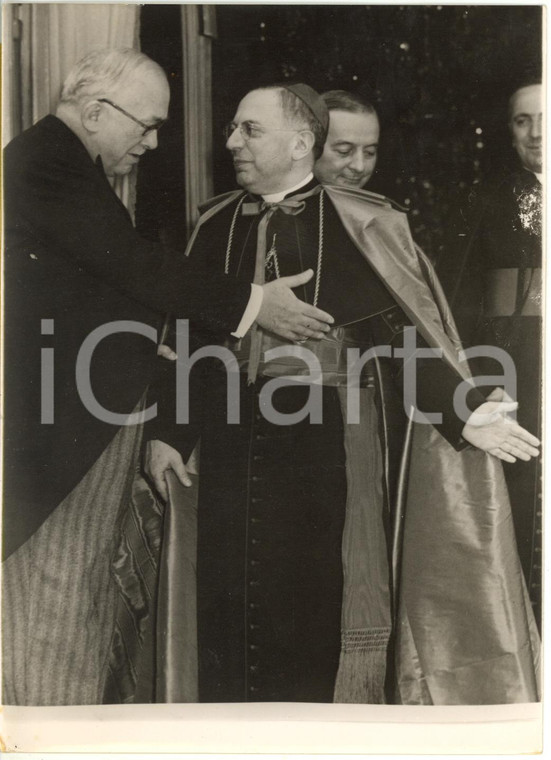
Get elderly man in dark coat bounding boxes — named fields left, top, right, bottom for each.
left=2, top=48, right=334, bottom=705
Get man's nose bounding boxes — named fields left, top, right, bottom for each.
left=530, top=116, right=542, bottom=139
left=348, top=150, right=366, bottom=173
left=226, top=126, right=244, bottom=151
left=142, top=129, right=159, bottom=150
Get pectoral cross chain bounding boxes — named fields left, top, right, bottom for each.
left=264, top=233, right=280, bottom=281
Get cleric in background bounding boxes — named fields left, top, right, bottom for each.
left=315, top=89, right=380, bottom=189
left=439, top=81, right=543, bottom=631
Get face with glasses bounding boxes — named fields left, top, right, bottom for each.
left=225, top=89, right=313, bottom=195
left=88, top=65, right=170, bottom=176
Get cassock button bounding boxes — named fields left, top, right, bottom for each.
left=249, top=644, right=258, bottom=651
left=249, top=580, right=260, bottom=587
left=251, top=517, right=261, bottom=524
left=252, top=475, right=261, bottom=482
left=249, top=664, right=258, bottom=672
left=249, top=602, right=257, bottom=609
left=249, top=686, right=258, bottom=693
left=253, top=454, right=263, bottom=462
left=251, top=538, right=260, bottom=545
left=251, top=497, right=262, bottom=504
left=250, top=559, right=259, bottom=566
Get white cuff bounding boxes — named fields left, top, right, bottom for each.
left=231, top=283, right=263, bottom=338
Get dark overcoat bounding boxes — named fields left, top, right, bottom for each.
left=438, top=165, right=542, bottom=630
left=2, top=115, right=250, bottom=558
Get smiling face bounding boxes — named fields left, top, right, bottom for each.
left=225, top=89, right=307, bottom=195
left=92, top=65, right=170, bottom=176
left=509, top=84, right=543, bottom=173
left=314, top=109, right=380, bottom=188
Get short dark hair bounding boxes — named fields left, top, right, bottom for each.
left=507, top=80, right=542, bottom=121
left=321, top=90, right=377, bottom=117
left=261, top=85, right=327, bottom=160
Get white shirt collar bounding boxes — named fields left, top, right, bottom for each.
left=261, top=173, right=314, bottom=203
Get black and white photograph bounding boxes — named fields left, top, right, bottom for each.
left=1, top=1, right=544, bottom=753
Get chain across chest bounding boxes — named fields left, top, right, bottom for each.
left=223, top=191, right=326, bottom=308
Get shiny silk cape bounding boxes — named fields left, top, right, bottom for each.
left=158, top=184, right=539, bottom=704
left=330, top=185, right=539, bottom=704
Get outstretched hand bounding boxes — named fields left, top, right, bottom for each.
left=258, top=269, right=334, bottom=341
left=462, top=398, right=540, bottom=463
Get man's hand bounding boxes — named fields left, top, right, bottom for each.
left=157, top=344, right=177, bottom=360
left=462, top=399, right=540, bottom=463
left=144, top=439, right=191, bottom=501
left=258, top=269, right=334, bottom=341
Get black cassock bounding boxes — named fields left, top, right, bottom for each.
left=440, top=166, right=542, bottom=630
left=160, top=180, right=483, bottom=702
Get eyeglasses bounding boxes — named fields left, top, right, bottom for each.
left=98, top=98, right=167, bottom=136
left=223, top=121, right=302, bottom=142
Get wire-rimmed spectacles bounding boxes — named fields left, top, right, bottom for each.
left=98, top=98, right=167, bottom=136
left=223, top=121, right=303, bottom=142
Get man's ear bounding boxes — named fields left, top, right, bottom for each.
left=81, top=101, right=103, bottom=133
left=292, top=129, right=316, bottom=161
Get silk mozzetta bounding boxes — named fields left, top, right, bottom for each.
left=143, top=184, right=540, bottom=704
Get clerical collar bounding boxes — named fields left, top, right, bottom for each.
left=261, top=173, right=314, bottom=203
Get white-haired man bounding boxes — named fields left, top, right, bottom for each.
left=2, top=48, right=333, bottom=705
